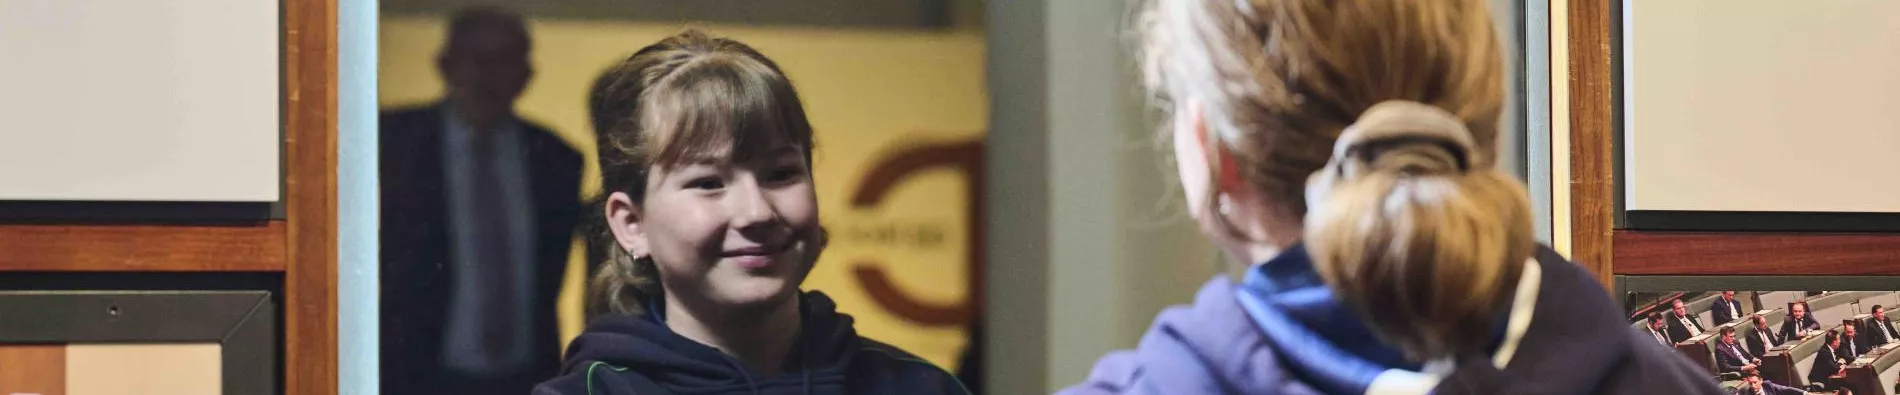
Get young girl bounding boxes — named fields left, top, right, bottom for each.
left=1062, top=1, right=1722, bottom=394
left=534, top=30, right=966, bottom=395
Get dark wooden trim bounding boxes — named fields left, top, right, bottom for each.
left=0, top=223, right=287, bottom=272
left=283, top=0, right=338, bottom=392
left=1617, top=275, right=1900, bottom=292
left=1625, top=210, right=1900, bottom=233
left=1568, top=0, right=1617, bottom=291
left=1613, top=231, right=1900, bottom=275
left=0, top=201, right=274, bottom=223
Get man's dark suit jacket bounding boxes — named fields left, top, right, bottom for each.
left=1746, top=327, right=1782, bottom=359
left=1871, top=317, right=1900, bottom=344
left=1714, top=341, right=1752, bottom=374
left=380, top=105, right=583, bottom=395
left=1779, top=315, right=1821, bottom=342
left=1667, top=312, right=1705, bottom=343
left=1809, top=343, right=1843, bottom=386
left=1712, top=297, right=1745, bottom=325
left=1732, top=380, right=1806, bottom=395
left=1840, top=336, right=1866, bottom=361
left=1645, top=326, right=1674, bottom=347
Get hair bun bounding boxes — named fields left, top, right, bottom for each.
left=1339, top=100, right=1476, bottom=173
left=1305, top=100, right=1477, bottom=205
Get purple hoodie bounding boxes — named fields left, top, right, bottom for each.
left=1060, top=246, right=1724, bottom=395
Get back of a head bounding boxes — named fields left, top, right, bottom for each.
left=445, top=6, right=529, bottom=51
left=1134, top=0, right=1525, bottom=362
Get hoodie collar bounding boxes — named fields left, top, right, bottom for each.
left=1234, top=244, right=1541, bottom=395
left=563, top=291, right=860, bottom=393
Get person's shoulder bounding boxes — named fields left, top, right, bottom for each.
left=378, top=105, right=443, bottom=155
left=515, top=118, right=584, bottom=163
left=852, top=338, right=971, bottom=395
left=380, top=105, right=438, bottom=126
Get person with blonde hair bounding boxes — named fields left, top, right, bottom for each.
left=1061, top=0, right=1721, bottom=393
left=533, top=30, right=966, bottom=394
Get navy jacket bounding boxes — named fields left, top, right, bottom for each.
left=1644, top=326, right=1674, bottom=348
left=1060, top=245, right=1723, bottom=395
left=1872, top=317, right=1900, bottom=344
left=534, top=291, right=967, bottom=395
left=1779, top=315, right=1821, bottom=341
left=1667, top=312, right=1707, bottom=344
left=1712, top=297, right=1745, bottom=325
left=1732, top=380, right=1806, bottom=395
left=379, top=105, right=583, bottom=395
left=1745, top=327, right=1782, bottom=359
left=1841, top=336, right=1866, bottom=361
left=1809, top=343, right=1843, bottom=386
left=1714, top=341, right=1752, bottom=374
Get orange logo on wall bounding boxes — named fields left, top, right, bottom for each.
left=844, top=139, right=983, bottom=328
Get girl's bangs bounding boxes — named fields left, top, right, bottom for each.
left=641, top=60, right=813, bottom=167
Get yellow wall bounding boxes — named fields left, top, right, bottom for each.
left=379, top=15, right=987, bottom=369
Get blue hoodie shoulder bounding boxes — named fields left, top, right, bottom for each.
left=1060, top=246, right=1723, bottom=395
left=1058, top=276, right=1325, bottom=395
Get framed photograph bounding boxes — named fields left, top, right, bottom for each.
left=0, top=291, right=276, bottom=395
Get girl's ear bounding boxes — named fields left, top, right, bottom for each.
left=604, top=191, right=649, bottom=257
left=1187, top=102, right=1246, bottom=199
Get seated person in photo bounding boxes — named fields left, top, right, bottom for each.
left=1713, top=291, right=1746, bottom=325
left=1781, top=301, right=1822, bottom=341
left=1715, top=326, right=1759, bottom=375
left=1734, top=371, right=1804, bottom=395
left=1808, top=330, right=1846, bottom=390
left=532, top=30, right=966, bottom=395
left=1645, top=312, right=1674, bottom=347
left=1871, top=305, right=1899, bottom=345
left=1669, top=299, right=1708, bottom=343
left=1747, top=314, right=1784, bottom=359
left=1840, top=320, right=1867, bottom=360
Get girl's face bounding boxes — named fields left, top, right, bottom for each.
left=607, top=143, right=820, bottom=311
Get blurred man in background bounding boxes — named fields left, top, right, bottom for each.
left=1841, top=320, right=1866, bottom=360
left=1747, top=314, right=1782, bottom=359
left=1713, top=291, right=1745, bottom=325
left=1735, top=371, right=1804, bottom=395
left=1668, top=299, right=1706, bottom=343
left=1647, top=312, right=1674, bottom=347
left=379, top=7, right=582, bottom=395
left=1870, top=305, right=1898, bottom=344
left=1715, top=326, right=1758, bottom=375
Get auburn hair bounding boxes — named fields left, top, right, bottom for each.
left=1135, top=0, right=1528, bottom=361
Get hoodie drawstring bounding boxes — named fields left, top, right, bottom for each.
left=727, top=355, right=761, bottom=394
left=802, top=335, right=813, bottom=395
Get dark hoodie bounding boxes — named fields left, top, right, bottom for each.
left=534, top=291, right=968, bottom=395
left=1061, top=245, right=1724, bottom=395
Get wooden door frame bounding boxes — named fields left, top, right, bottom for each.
left=285, top=0, right=339, bottom=393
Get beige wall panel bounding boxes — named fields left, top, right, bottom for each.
left=1624, top=0, right=1900, bottom=213
left=65, top=344, right=220, bottom=395
left=0, top=0, right=280, bottom=202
